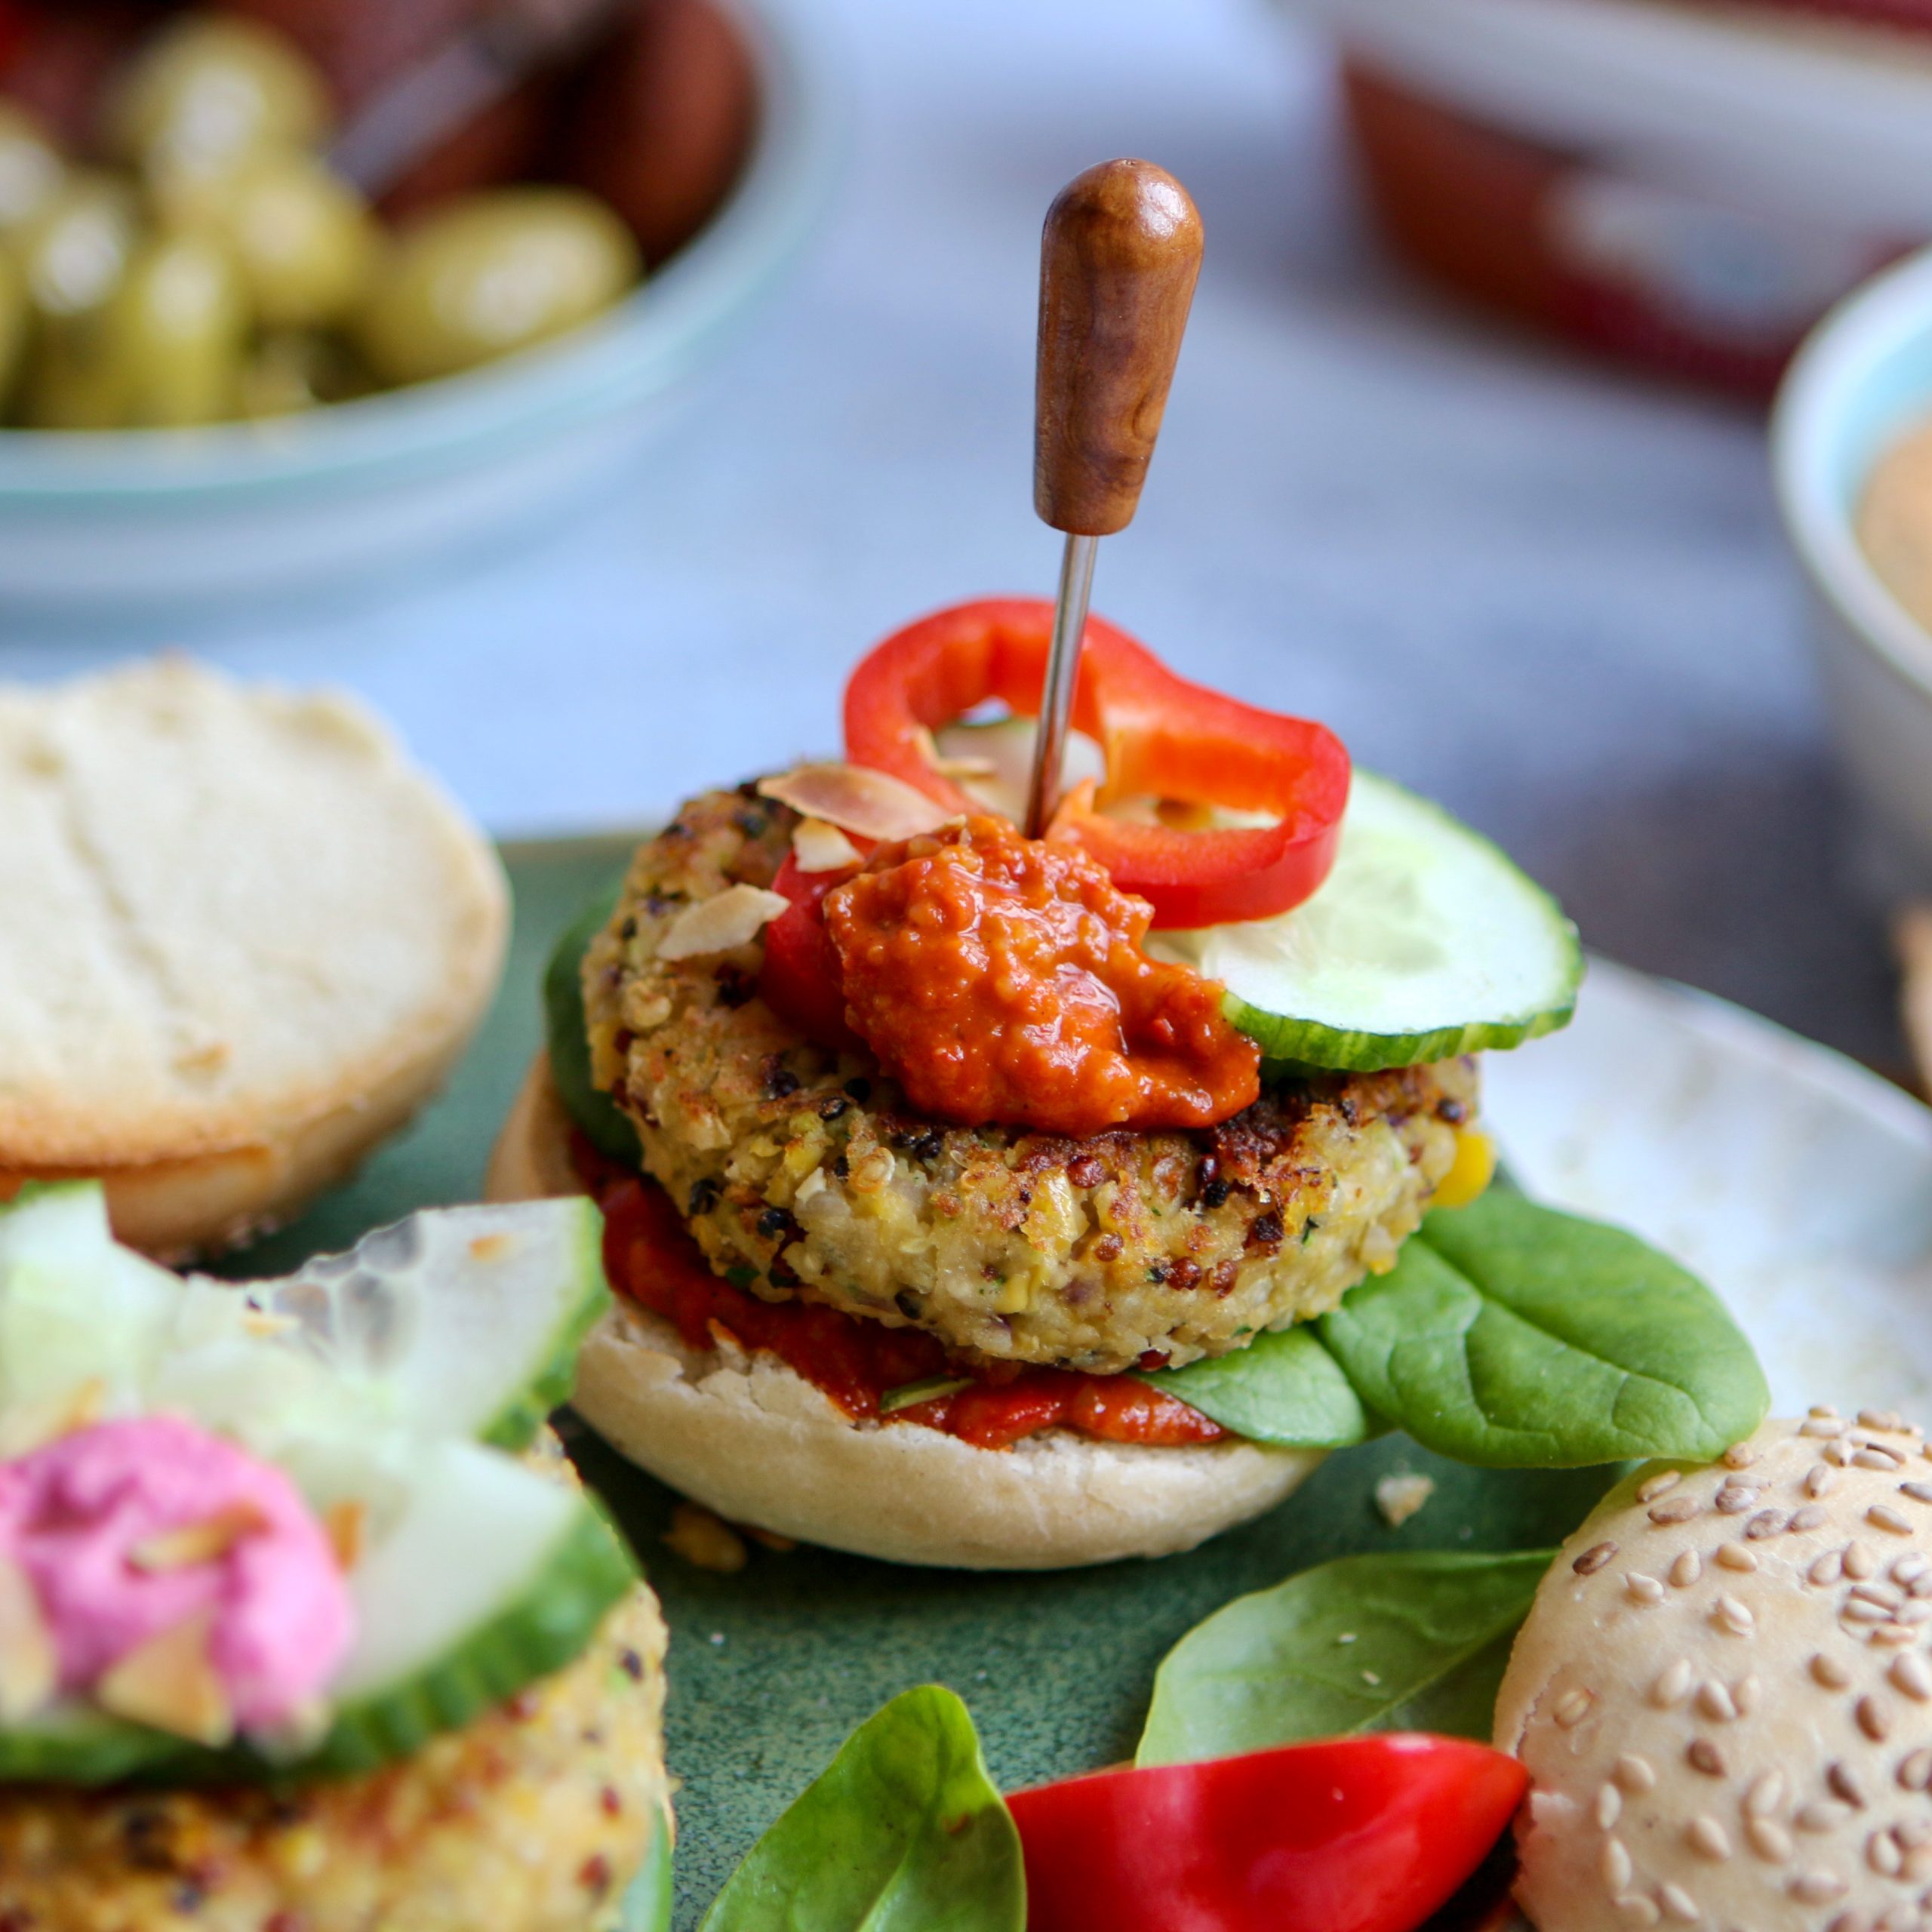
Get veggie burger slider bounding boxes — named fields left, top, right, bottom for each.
left=0, top=1184, right=669, bottom=1931
left=492, top=597, right=1748, bottom=1569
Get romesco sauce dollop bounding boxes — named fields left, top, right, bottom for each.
left=823, top=817, right=1260, bottom=1138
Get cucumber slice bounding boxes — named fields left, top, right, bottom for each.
left=1152, top=771, right=1581, bottom=1071
left=546, top=886, right=642, bottom=1163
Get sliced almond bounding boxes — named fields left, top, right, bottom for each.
left=758, top=764, right=950, bottom=842
left=324, top=1498, right=366, bottom=1573
left=791, top=817, right=863, bottom=875
left=96, top=1610, right=234, bottom=1747
left=0, top=1557, right=57, bottom=1721
left=130, top=1501, right=269, bottom=1574
left=658, top=884, right=792, bottom=962
left=0, top=1377, right=105, bottom=1460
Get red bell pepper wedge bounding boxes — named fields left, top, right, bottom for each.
left=841, top=598, right=1351, bottom=929
left=759, top=853, right=866, bottom=1054
left=1006, top=1733, right=1526, bottom=1932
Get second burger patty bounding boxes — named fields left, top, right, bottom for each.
left=585, top=786, right=1475, bottom=1377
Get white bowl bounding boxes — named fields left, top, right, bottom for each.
left=0, top=0, right=838, bottom=610
left=1773, top=247, right=1932, bottom=887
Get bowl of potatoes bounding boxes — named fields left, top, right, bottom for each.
left=0, top=0, right=835, bottom=605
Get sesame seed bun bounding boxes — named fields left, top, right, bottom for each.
left=1496, top=1413, right=1932, bottom=1932
left=0, top=658, right=508, bottom=1260
left=486, top=1054, right=1324, bottom=1570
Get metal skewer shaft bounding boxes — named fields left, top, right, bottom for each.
left=1025, top=158, right=1203, bottom=839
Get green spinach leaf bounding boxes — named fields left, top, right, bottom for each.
left=1135, top=1323, right=1374, bottom=1447
left=545, top=887, right=641, bottom=1163
left=1320, top=1191, right=1767, bottom=1467
left=1137, top=1548, right=1553, bottom=1767
left=701, top=1685, right=1024, bottom=1932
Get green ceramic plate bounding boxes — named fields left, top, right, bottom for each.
left=223, top=837, right=1918, bottom=1929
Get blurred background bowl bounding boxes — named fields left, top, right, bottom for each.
left=1774, top=247, right=1932, bottom=887
left=0, top=0, right=836, bottom=610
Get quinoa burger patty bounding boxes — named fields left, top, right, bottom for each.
left=0, top=1589, right=670, bottom=1932
left=583, top=786, right=1477, bottom=1377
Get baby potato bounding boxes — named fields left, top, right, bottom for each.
left=101, top=16, right=331, bottom=179
left=355, top=187, right=640, bottom=386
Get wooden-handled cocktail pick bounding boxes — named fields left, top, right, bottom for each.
left=1025, top=158, right=1204, bottom=838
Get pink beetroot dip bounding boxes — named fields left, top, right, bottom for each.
left=0, top=1415, right=355, bottom=1730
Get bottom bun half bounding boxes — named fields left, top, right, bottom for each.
left=486, top=1055, right=1323, bottom=1570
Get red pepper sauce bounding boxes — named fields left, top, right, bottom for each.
left=823, top=817, right=1260, bottom=1138
left=577, top=1137, right=1226, bottom=1451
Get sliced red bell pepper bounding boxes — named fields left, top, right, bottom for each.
left=841, top=598, right=1350, bottom=929
left=759, top=853, right=865, bottom=1055
left=1006, top=1733, right=1526, bottom=1932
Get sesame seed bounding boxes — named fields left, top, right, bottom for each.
left=1814, top=1652, right=1855, bottom=1689
left=1851, top=1583, right=1905, bottom=1611
left=1687, top=1738, right=1727, bottom=1777
left=1859, top=1451, right=1909, bottom=1473
left=1813, top=1551, right=1847, bottom=1586
left=1746, top=1770, right=1786, bottom=1816
left=1651, top=1497, right=1701, bottom=1525
left=1627, top=1572, right=1666, bottom=1604
left=1912, top=1572, right=1932, bottom=1598
left=1863, top=1410, right=1906, bottom=1431
left=1828, top=1914, right=1871, bottom=1932
left=1616, top=1899, right=1661, bottom=1927
left=1596, top=1783, right=1623, bottom=1829
left=1715, top=1543, right=1758, bottom=1572
left=1716, top=1487, right=1760, bottom=1517
left=1829, top=1761, right=1870, bottom=1808
left=1652, top=1660, right=1695, bottom=1708
left=1859, top=1696, right=1894, bottom=1741
left=1735, top=1672, right=1761, bottom=1713
left=1828, top=1441, right=1855, bottom=1466
left=1688, top=1817, right=1731, bottom=1861
left=1791, top=1872, right=1850, bottom=1904
left=1749, top=1817, right=1795, bottom=1863
left=1602, top=1839, right=1634, bottom=1892
left=1713, top=1594, right=1755, bottom=1635
left=1894, top=1654, right=1932, bottom=1700
left=1901, top=1600, right=1932, bottom=1624
left=1638, top=1471, right=1684, bottom=1503
left=1874, top=1623, right=1921, bottom=1646
left=1872, top=1505, right=1916, bottom=1536
left=1696, top=1680, right=1738, bottom=1721
left=1746, top=1509, right=1787, bottom=1540
left=1848, top=1542, right=1880, bottom=1580
left=1791, top=1506, right=1831, bottom=1533
left=1897, top=1819, right=1932, bottom=1850
left=1810, top=1464, right=1839, bottom=1499
left=1799, top=1801, right=1850, bottom=1833
left=1659, top=1881, right=1701, bottom=1922
left=1546, top=1684, right=1592, bottom=1730
left=1898, top=1553, right=1932, bottom=1584
left=1903, top=1482, right=1932, bottom=1505
left=1574, top=1540, right=1619, bottom=1576
left=1846, top=1598, right=1897, bottom=1623
left=1672, top=1550, right=1703, bottom=1588
left=1615, top=1753, right=1657, bottom=1795
left=1724, top=1441, right=1759, bottom=1469
left=1871, top=1831, right=1906, bottom=1878
left=1806, top=1418, right=1848, bottom=1438
left=1361, top=1669, right=1380, bottom=1685
left=1900, top=1747, right=1932, bottom=1792
left=1336, top=1632, right=1356, bottom=1644
left=1815, top=1405, right=1844, bottom=1420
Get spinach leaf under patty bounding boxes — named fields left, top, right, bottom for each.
left=700, top=1686, right=1023, bottom=1932
left=1137, top=1547, right=1555, bottom=1767
left=546, top=886, right=641, bottom=1164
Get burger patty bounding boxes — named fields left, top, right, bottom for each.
left=0, top=1591, right=670, bottom=1932
left=586, top=786, right=1476, bottom=1377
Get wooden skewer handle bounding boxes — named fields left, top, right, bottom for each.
left=1033, top=158, right=1204, bottom=537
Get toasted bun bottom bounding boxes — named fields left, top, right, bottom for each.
left=0, top=1039, right=470, bottom=1263
left=488, top=1056, right=1322, bottom=1570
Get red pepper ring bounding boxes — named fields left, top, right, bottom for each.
left=1006, top=1732, right=1527, bottom=1932
left=841, top=597, right=1352, bottom=929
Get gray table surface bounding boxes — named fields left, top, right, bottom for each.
left=0, top=0, right=1902, bottom=1071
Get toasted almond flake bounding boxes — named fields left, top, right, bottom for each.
left=1658, top=1881, right=1701, bottom=1922
left=0, top=1558, right=54, bottom=1723
left=791, top=817, right=863, bottom=874
left=1748, top=1817, right=1794, bottom=1863
left=1555, top=1687, right=1593, bottom=1728
left=1847, top=1542, right=1879, bottom=1580
left=1671, top=1550, right=1703, bottom=1588
left=1615, top=1753, right=1657, bottom=1795
left=0, top=1377, right=105, bottom=1460
left=1602, top=1839, right=1634, bottom=1891
left=758, top=765, right=951, bottom=842
left=1638, top=1471, right=1683, bottom=1503
left=1814, top=1651, right=1855, bottom=1689
left=1894, top=1654, right=1932, bottom=1700
left=95, top=1610, right=233, bottom=1747
left=1595, top=1783, right=1623, bottom=1829
left=1687, top=1817, right=1730, bottom=1861
left=325, top=1500, right=365, bottom=1573
left=130, top=1501, right=269, bottom=1574
left=1652, top=1660, right=1694, bottom=1708
left=658, top=884, right=793, bottom=962
left=1375, top=1473, right=1435, bottom=1529
left=1714, top=1543, right=1757, bottom=1573
left=1574, top=1539, right=1617, bottom=1576
left=1859, top=1695, right=1894, bottom=1741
